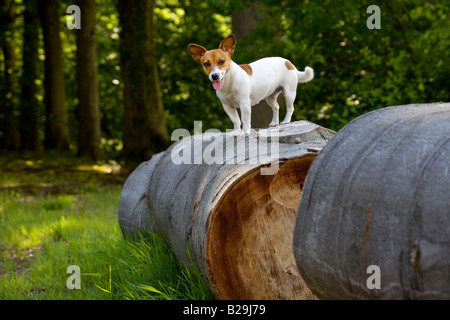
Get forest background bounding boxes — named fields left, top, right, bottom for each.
left=1, top=0, right=448, bottom=162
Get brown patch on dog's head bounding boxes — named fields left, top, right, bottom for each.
left=239, top=64, right=253, bottom=76
left=199, top=49, right=231, bottom=76
left=188, top=35, right=237, bottom=76
left=285, top=60, right=295, bottom=70
left=189, top=36, right=237, bottom=92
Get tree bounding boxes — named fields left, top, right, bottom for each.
left=76, top=0, right=104, bottom=160
left=117, top=0, right=169, bottom=161
left=20, top=0, right=42, bottom=152
left=232, top=0, right=273, bottom=128
left=0, top=0, right=20, bottom=150
left=39, top=0, right=70, bottom=150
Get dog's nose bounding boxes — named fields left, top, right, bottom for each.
left=211, top=73, right=219, bottom=81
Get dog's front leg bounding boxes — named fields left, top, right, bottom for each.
left=239, top=99, right=252, bottom=135
left=222, top=103, right=241, bottom=136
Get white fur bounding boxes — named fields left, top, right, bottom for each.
left=214, top=57, right=314, bottom=135
left=209, top=65, right=227, bottom=83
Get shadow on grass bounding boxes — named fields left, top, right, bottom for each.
left=0, top=151, right=138, bottom=196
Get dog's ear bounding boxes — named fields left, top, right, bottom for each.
left=188, top=44, right=207, bottom=62
left=219, top=34, right=236, bottom=56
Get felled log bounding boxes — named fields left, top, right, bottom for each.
left=294, top=103, right=450, bottom=299
left=118, top=120, right=334, bottom=300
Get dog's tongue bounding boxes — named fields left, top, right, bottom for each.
left=212, top=80, right=222, bottom=90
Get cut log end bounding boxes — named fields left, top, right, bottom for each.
left=206, top=155, right=318, bottom=300
left=118, top=120, right=334, bottom=299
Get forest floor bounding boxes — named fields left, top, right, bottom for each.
left=0, top=152, right=212, bottom=300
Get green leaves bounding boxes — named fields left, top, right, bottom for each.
left=233, top=0, right=449, bottom=131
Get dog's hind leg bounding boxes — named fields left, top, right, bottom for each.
left=281, top=89, right=296, bottom=124
left=266, top=91, right=281, bottom=127
left=239, top=99, right=252, bottom=135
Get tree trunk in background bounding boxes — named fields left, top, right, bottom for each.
left=39, top=0, right=70, bottom=150
left=76, top=0, right=104, bottom=160
left=117, top=0, right=169, bottom=161
left=0, top=0, right=21, bottom=150
left=20, top=0, right=42, bottom=152
left=232, top=1, right=272, bottom=129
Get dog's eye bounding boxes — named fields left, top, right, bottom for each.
left=218, top=59, right=225, bottom=65
left=203, top=61, right=211, bottom=67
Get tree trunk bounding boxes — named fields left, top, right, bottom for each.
left=294, top=103, right=450, bottom=300
left=117, top=0, right=169, bottom=161
left=39, top=0, right=70, bottom=150
left=0, top=0, right=20, bottom=150
left=119, top=121, right=335, bottom=299
left=76, top=0, right=104, bottom=160
left=232, top=1, right=272, bottom=128
left=20, top=0, right=42, bottom=152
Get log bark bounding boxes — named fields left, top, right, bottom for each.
left=119, top=120, right=334, bottom=299
left=294, top=103, right=450, bottom=300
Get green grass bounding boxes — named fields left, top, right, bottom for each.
left=0, top=153, right=214, bottom=300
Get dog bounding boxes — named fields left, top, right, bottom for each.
left=188, top=34, right=314, bottom=135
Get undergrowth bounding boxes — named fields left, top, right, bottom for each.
left=0, top=153, right=213, bottom=300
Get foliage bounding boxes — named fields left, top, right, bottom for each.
left=233, top=0, right=450, bottom=131
left=1, top=0, right=449, bottom=153
left=154, top=0, right=233, bottom=134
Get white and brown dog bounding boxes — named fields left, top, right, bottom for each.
left=188, top=34, right=314, bottom=135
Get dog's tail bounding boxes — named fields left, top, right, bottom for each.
left=297, top=66, right=314, bottom=83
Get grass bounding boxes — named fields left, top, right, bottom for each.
left=0, top=152, right=214, bottom=300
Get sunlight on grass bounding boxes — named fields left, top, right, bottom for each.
left=0, top=187, right=122, bottom=299
left=74, top=163, right=120, bottom=174
left=0, top=154, right=213, bottom=300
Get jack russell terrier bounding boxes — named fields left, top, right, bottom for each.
left=188, top=34, right=314, bottom=135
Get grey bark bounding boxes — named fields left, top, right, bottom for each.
left=294, top=103, right=450, bottom=300
left=119, top=120, right=334, bottom=299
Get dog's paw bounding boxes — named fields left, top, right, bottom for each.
left=243, top=128, right=251, bottom=135
left=280, top=120, right=291, bottom=125
left=229, top=129, right=241, bottom=136
left=269, top=121, right=279, bottom=127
